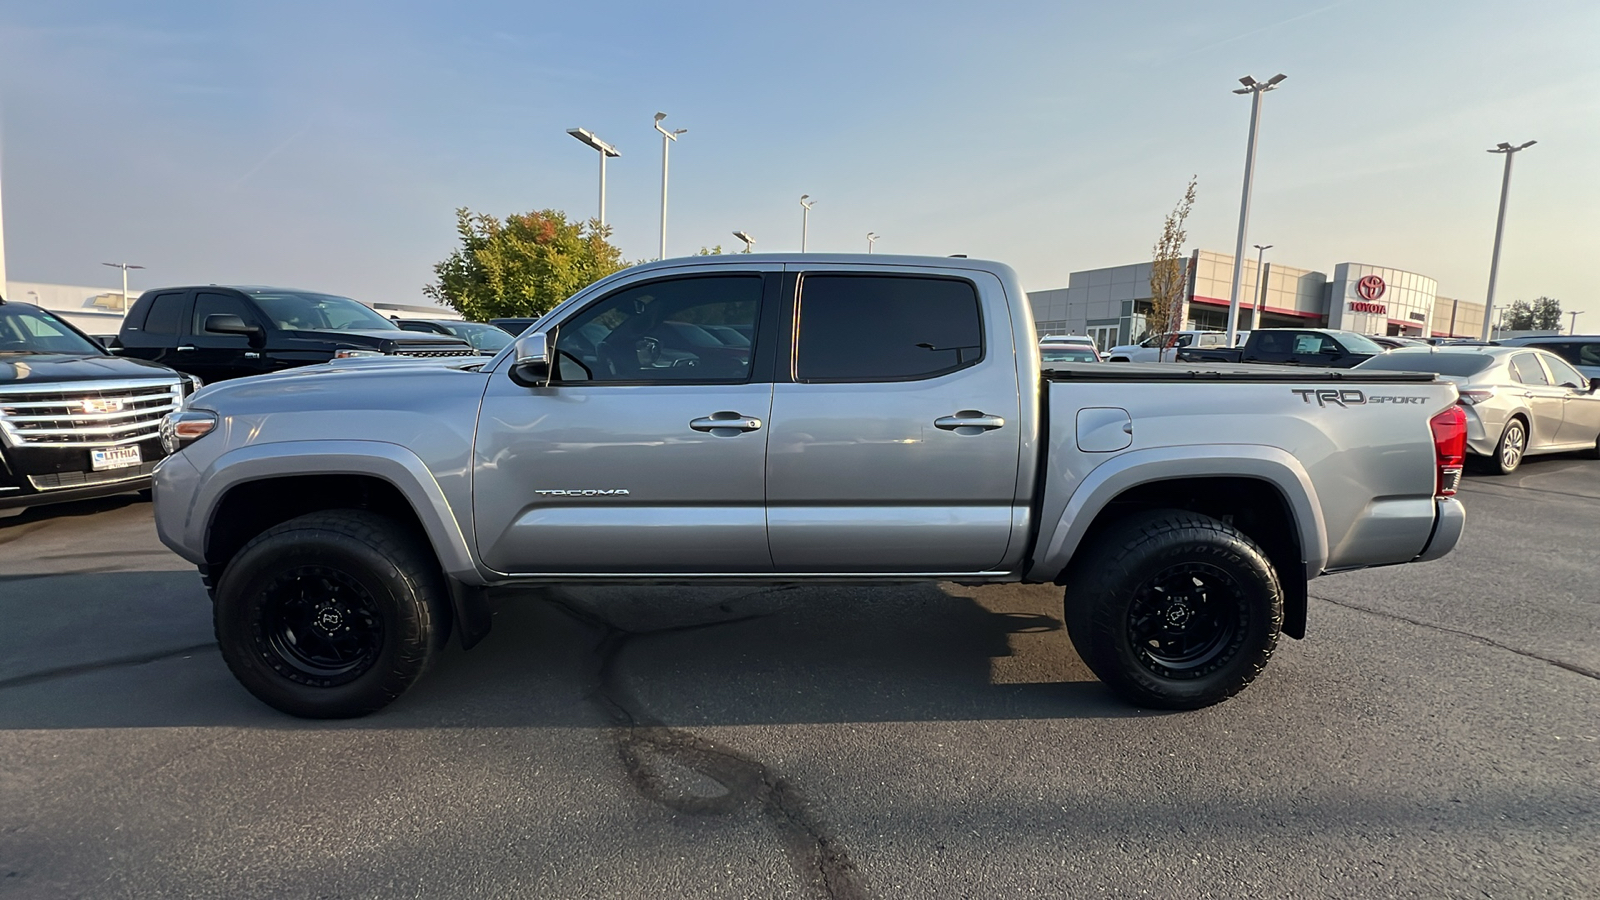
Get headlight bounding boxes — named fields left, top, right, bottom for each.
left=160, top=410, right=219, bottom=454
left=334, top=349, right=385, bottom=359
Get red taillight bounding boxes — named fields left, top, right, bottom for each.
left=1430, top=406, right=1468, bottom=496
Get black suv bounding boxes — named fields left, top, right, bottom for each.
left=1, top=298, right=193, bottom=516
left=395, top=318, right=513, bottom=355
left=114, top=286, right=475, bottom=382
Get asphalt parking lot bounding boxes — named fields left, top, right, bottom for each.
left=2, top=459, right=1597, bottom=899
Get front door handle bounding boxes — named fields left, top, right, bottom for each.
left=176, top=345, right=196, bottom=352
left=690, top=411, right=763, bottom=434
left=935, top=411, right=1005, bottom=432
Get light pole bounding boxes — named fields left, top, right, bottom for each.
left=566, top=128, right=620, bottom=227
left=1250, top=243, right=1272, bottom=331
left=799, top=194, right=814, bottom=251
left=101, top=262, right=145, bottom=310
left=866, top=232, right=879, bottom=254
left=1225, top=73, right=1286, bottom=346
left=1569, top=310, right=1584, bottom=335
left=1480, top=140, right=1536, bottom=341
left=733, top=230, right=755, bottom=254
left=653, top=112, right=687, bottom=260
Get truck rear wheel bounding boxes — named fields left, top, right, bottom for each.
left=213, top=510, right=449, bottom=719
left=1064, top=510, right=1282, bottom=710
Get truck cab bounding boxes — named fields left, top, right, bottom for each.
left=115, top=286, right=476, bottom=382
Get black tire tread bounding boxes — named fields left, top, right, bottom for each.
left=213, top=509, right=448, bottom=718
left=1064, top=509, right=1283, bottom=710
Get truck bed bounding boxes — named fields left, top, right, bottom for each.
left=1043, top=362, right=1437, bottom=383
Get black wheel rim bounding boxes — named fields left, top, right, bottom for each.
left=253, top=565, right=384, bottom=687
left=1127, top=562, right=1246, bottom=678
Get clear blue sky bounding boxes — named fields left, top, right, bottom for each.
left=2, top=0, right=1595, bottom=313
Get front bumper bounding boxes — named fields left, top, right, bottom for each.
left=0, top=437, right=167, bottom=512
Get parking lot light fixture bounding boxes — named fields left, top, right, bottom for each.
left=566, top=128, right=620, bottom=227
left=800, top=195, right=814, bottom=251
left=1225, top=73, right=1286, bottom=347
left=101, top=262, right=145, bottom=310
left=653, top=113, right=688, bottom=260
left=1568, top=311, right=1584, bottom=335
left=733, top=231, right=755, bottom=253
left=866, top=232, right=879, bottom=254
left=1480, top=140, right=1537, bottom=341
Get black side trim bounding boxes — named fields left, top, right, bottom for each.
left=448, top=579, right=494, bottom=650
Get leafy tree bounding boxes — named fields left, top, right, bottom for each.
left=425, top=208, right=628, bottom=321
left=1503, top=300, right=1535, bottom=331
left=696, top=245, right=724, bottom=255
left=1531, top=296, right=1563, bottom=331
left=1147, top=176, right=1197, bottom=354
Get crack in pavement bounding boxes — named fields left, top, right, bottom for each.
left=544, top=587, right=871, bottom=900
left=0, top=642, right=217, bottom=691
left=1312, top=594, right=1600, bottom=682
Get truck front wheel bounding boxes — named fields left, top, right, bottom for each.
left=213, top=510, right=449, bottom=718
left=1064, top=510, right=1282, bottom=710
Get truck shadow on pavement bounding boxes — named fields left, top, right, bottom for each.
left=0, top=578, right=1136, bottom=730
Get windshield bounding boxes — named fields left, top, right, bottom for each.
left=1356, top=351, right=1494, bottom=377
left=442, top=321, right=513, bottom=352
left=1333, top=331, right=1386, bottom=354
left=1041, top=346, right=1100, bottom=363
left=0, top=304, right=105, bottom=356
left=250, top=291, right=399, bottom=332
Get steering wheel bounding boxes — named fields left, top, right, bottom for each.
left=634, top=336, right=661, bottom=367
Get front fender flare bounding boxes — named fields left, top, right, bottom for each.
left=183, top=439, right=483, bottom=585
left=1026, top=444, right=1329, bottom=583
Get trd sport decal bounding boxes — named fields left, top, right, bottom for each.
left=1291, top=389, right=1428, bottom=408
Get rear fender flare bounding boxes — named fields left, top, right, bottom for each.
left=1027, top=445, right=1329, bottom=583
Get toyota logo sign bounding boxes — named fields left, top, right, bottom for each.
left=1357, top=275, right=1386, bottom=302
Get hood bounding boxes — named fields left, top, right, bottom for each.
left=188, top=354, right=486, bottom=409
left=0, top=352, right=182, bottom=385
left=286, top=328, right=472, bottom=348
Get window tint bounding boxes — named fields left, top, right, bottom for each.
left=1542, top=354, right=1587, bottom=388
left=1510, top=353, right=1549, bottom=385
left=142, top=292, right=187, bottom=335
left=1356, top=352, right=1493, bottom=377
left=194, top=292, right=259, bottom=336
left=551, top=275, right=762, bottom=383
left=795, top=275, right=982, bottom=382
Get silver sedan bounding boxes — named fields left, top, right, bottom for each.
left=1357, top=345, right=1600, bottom=474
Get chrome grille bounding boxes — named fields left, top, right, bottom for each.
left=0, top=379, right=183, bottom=448
left=29, top=461, right=158, bottom=491
left=395, top=347, right=477, bottom=358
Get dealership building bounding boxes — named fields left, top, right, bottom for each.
left=1028, top=250, right=1486, bottom=349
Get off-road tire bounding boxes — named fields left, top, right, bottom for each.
left=213, top=510, right=449, bottom=719
left=1064, top=509, right=1283, bottom=710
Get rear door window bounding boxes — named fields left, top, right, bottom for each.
left=1542, top=354, right=1587, bottom=388
left=794, top=275, right=982, bottom=382
left=1510, top=353, right=1550, bottom=385
left=140, top=291, right=189, bottom=335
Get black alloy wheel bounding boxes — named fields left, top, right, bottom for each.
left=255, top=565, right=385, bottom=687
left=1125, top=562, right=1247, bottom=680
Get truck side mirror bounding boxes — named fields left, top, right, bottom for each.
left=508, top=332, right=551, bottom=387
left=1590, top=377, right=1600, bottom=393
left=206, top=313, right=264, bottom=346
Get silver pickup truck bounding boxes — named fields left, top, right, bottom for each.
left=151, top=254, right=1468, bottom=719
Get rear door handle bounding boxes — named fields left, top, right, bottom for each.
left=176, top=345, right=196, bottom=352
left=935, top=411, right=1005, bottom=431
left=690, top=412, right=763, bottom=434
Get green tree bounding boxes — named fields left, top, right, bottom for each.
left=425, top=208, right=628, bottom=321
left=1531, top=296, right=1563, bottom=331
left=1503, top=299, right=1535, bottom=331
left=1147, top=176, right=1197, bottom=348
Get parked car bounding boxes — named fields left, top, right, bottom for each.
left=154, top=253, right=1465, bottom=719
left=1357, top=345, right=1600, bottom=473
left=1177, top=328, right=1384, bottom=368
left=1370, top=335, right=1429, bottom=350
left=1105, top=330, right=1243, bottom=363
left=1498, top=335, right=1600, bottom=380
left=395, top=319, right=514, bottom=355
left=114, top=286, right=476, bottom=382
left=489, top=317, right=541, bottom=336
left=0, top=298, right=193, bottom=517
